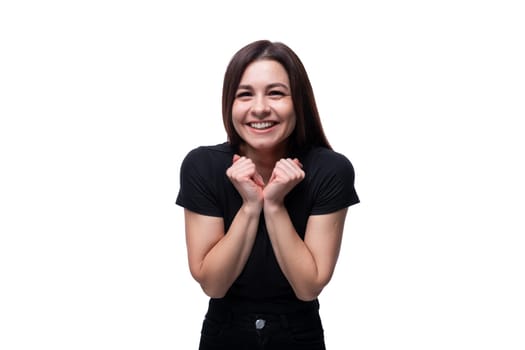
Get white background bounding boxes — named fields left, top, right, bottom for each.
left=1, top=1, right=524, bottom=349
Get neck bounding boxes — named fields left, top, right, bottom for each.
left=239, top=143, right=288, bottom=183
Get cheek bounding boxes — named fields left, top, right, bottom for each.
left=282, top=104, right=296, bottom=128
left=231, top=102, right=246, bottom=122
left=231, top=110, right=241, bottom=126
left=279, top=101, right=295, bottom=120
left=231, top=113, right=245, bottom=136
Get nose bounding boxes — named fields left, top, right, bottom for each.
left=251, top=96, right=271, bottom=118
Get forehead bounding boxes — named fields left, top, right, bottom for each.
left=240, top=59, right=289, bottom=85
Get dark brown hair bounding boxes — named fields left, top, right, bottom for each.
left=222, top=40, right=332, bottom=152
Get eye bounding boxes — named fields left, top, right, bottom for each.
left=268, top=90, right=285, bottom=98
left=235, top=91, right=252, bottom=99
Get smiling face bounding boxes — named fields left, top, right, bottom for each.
left=232, top=59, right=296, bottom=159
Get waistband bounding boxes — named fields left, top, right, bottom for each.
left=207, top=297, right=320, bottom=315
left=206, top=298, right=321, bottom=331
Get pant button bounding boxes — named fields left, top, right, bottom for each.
left=255, top=319, right=266, bottom=330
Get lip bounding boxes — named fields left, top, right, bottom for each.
left=246, top=121, right=279, bottom=133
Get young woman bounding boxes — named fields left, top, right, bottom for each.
left=176, top=40, right=359, bottom=350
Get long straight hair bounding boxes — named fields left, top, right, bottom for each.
left=222, top=40, right=332, bottom=152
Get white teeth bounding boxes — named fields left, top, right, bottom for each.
left=250, top=122, right=275, bottom=129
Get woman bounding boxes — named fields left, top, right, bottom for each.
left=176, top=40, right=359, bottom=350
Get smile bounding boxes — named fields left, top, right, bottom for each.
left=249, top=122, right=277, bottom=130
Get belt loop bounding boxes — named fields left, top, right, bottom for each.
left=280, top=314, right=289, bottom=329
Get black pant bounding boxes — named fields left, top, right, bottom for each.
left=198, top=299, right=326, bottom=350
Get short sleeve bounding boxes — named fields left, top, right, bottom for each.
left=176, top=148, right=223, bottom=217
left=309, top=151, right=360, bottom=215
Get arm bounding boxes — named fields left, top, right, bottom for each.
left=262, top=157, right=348, bottom=301
left=263, top=205, right=348, bottom=301
left=185, top=205, right=260, bottom=298
left=185, top=155, right=264, bottom=298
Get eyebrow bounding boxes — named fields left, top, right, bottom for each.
left=268, top=83, right=290, bottom=90
left=237, top=83, right=290, bottom=91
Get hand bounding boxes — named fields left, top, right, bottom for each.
left=226, top=155, right=265, bottom=211
left=263, top=158, right=304, bottom=207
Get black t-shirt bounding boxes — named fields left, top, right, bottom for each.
left=176, top=142, right=359, bottom=302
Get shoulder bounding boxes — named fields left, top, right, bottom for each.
left=181, top=142, right=235, bottom=169
left=299, top=147, right=360, bottom=212
left=304, top=147, right=351, bottom=161
left=301, top=147, right=356, bottom=175
left=183, top=142, right=235, bottom=159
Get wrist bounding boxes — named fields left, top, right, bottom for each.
left=242, top=202, right=263, bottom=216
left=263, top=200, right=286, bottom=214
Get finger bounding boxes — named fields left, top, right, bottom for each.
left=276, top=159, right=305, bottom=180
left=269, top=163, right=289, bottom=182
left=227, top=157, right=249, bottom=179
left=292, top=158, right=303, bottom=168
left=228, top=157, right=250, bottom=175
left=231, top=158, right=255, bottom=175
left=229, top=159, right=262, bottom=184
left=253, top=172, right=265, bottom=187
left=281, top=158, right=303, bottom=174
left=229, top=166, right=254, bottom=181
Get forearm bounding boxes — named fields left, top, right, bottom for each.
left=263, top=204, right=324, bottom=301
left=197, top=205, right=260, bottom=298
